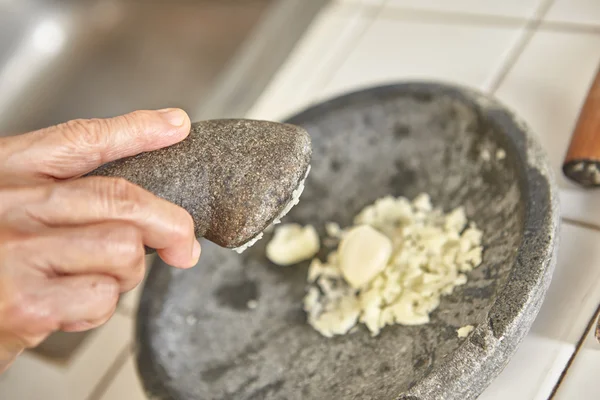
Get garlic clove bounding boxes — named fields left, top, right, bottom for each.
left=338, top=225, right=392, bottom=288
left=266, top=223, right=320, bottom=266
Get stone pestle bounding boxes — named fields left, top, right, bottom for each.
left=87, top=119, right=312, bottom=251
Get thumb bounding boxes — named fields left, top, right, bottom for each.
left=0, top=108, right=191, bottom=180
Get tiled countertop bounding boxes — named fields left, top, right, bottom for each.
left=2, top=0, right=600, bottom=398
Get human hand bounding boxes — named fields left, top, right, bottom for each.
left=0, top=109, right=201, bottom=372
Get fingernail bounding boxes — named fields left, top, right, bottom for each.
left=192, top=240, right=201, bottom=265
left=158, top=108, right=186, bottom=127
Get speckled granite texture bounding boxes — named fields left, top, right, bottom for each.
left=135, top=83, right=559, bottom=400
left=88, top=119, right=312, bottom=248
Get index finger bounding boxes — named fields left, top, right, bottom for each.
left=0, top=108, right=191, bottom=181
left=2, top=177, right=200, bottom=269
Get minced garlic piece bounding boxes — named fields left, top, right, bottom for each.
left=480, top=149, right=491, bottom=161
left=325, top=222, right=343, bottom=238
left=303, top=193, right=484, bottom=337
left=247, top=300, right=258, bottom=309
left=457, top=325, right=475, bottom=338
left=266, top=223, right=320, bottom=266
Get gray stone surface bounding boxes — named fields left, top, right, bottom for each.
left=88, top=119, right=312, bottom=248
left=135, top=83, right=559, bottom=400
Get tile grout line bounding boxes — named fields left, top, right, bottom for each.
left=487, top=0, right=556, bottom=94
left=352, top=1, right=600, bottom=33
left=304, top=0, right=387, bottom=101
left=86, top=341, right=133, bottom=400
left=250, top=0, right=374, bottom=120
left=546, top=216, right=600, bottom=398
left=540, top=20, right=600, bottom=35
left=484, top=25, right=532, bottom=93
left=547, top=303, right=600, bottom=399
left=273, top=0, right=600, bottom=115
left=380, top=5, right=535, bottom=27
left=561, top=217, right=600, bottom=233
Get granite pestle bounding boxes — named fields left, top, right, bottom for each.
left=87, top=119, right=312, bottom=249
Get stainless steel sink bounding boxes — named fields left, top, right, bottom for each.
left=0, top=0, right=327, bottom=362
left=0, top=0, right=328, bottom=135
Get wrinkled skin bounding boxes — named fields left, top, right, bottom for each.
left=0, top=109, right=201, bottom=373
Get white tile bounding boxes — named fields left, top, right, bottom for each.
left=554, top=319, right=600, bottom=399
left=119, top=280, right=144, bottom=316
left=479, top=224, right=600, bottom=399
left=378, top=0, right=541, bottom=18
left=480, top=334, right=573, bottom=400
left=494, top=29, right=600, bottom=222
left=546, top=0, right=600, bottom=25
left=495, top=30, right=600, bottom=189
left=246, top=1, right=377, bottom=120
left=560, top=189, right=600, bottom=227
left=0, top=352, right=67, bottom=399
left=100, top=354, right=147, bottom=400
left=318, top=9, right=524, bottom=100
left=529, top=226, right=600, bottom=345
left=0, top=313, right=133, bottom=400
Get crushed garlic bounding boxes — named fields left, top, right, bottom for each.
left=303, top=193, right=484, bottom=337
left=457, top=325, right=475, bottom=338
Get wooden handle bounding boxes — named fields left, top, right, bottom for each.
left=563, top=67, right=600, bottom=187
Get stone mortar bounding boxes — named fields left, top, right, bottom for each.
left=134, top=83, right=560, bottom=400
